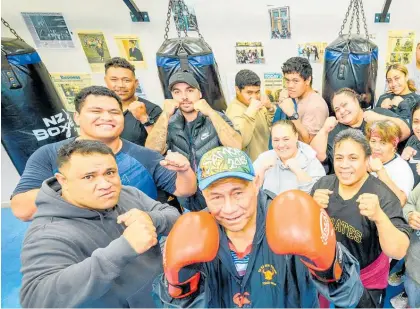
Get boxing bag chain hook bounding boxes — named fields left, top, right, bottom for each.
left=348, top=1, right=357, bottom=35
left=164, top=0, right=173, bottom=40
left=358, top=0, right=370, bottom=40
left=1, top=18, right=25, bottom=42
left=178, top=0, right=189, bottom=37
left=339, top=0, right=354, bottom=36
left=354, top=0, right=360, bottom=35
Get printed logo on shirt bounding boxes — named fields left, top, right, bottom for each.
left=201, top=132, right=210, bottom=140
left=330, top=218, right=363, bottom=243
left=258, top=264, right=277, bottom=286
left=232, top=292, right=251, bottom=308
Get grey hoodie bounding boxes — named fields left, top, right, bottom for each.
left=20, top=177, right=180, bottom=308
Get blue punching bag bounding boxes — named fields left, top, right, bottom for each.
left=156, top=0, right=227, bottom=112
left=322, top=0, right=378, bottom=111
left=1, top=38, right=77, bottom=174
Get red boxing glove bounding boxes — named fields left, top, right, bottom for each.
left=164, top=212, right=219, bottom=298
left=266, top=190, right=343, bottom=282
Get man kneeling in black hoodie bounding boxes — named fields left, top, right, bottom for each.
left=20, top=140, right=180, bottom=308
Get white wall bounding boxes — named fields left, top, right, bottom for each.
left=1, top=0, right=420, bottom=201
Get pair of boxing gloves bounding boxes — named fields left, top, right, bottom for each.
left=164, top=190, right=343, bottom=299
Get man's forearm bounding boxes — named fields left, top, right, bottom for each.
left=11, top=189, right=39, bottom=221
left=144, top=125, right=153, bottom=134
left=209, top=111, right=242, bottom=149
left=145, top=113, right=170, bottom=154
left=310, top=128, right=329, bottom=162
left=292, top=119, right=311, bottom=144
left=173, top=168, right=197, bottom=197
left=376, top=212, right=409, bottom=260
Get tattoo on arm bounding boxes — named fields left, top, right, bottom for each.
left=210, top=112, right=242, bottom=149
left=145, top=113, right=169, bottom=153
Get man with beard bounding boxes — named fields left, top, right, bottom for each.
left=145, top=71, right=242, bottom=211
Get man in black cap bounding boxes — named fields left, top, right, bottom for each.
left=146, top=71, right=242, bottom=211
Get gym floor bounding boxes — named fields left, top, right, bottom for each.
left=1, top=207, right=404, bottom=308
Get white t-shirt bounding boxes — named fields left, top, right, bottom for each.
left=371, top=155, right=414, bottom=198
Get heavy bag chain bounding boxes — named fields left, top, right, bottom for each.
left=163, top=0, right=203, bottom=40
left=339, top=0, right=369, bottom=40
left=1, top=18, right=26, bottom=42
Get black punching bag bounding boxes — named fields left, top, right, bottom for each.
left=1, top=38, right=77, bottom=174
left=322, top=0, right=378, bottom=111
left=156, top=0, right=227, bottom=111
left=322, top=35, right=378, bottom=110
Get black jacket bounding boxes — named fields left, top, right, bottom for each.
left=167, top=110, right=236, bottom=211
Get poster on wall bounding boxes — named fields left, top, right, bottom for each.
left=50, top=73, right=92, bottom=112
left=386, top=30, right=416, bottom=67
left=172, top=0, right=198, bottom=32
left=114, top=35, right=147, bottom=68
left=236, top=42, right=265, bottom=64
left=21, top=12, right=74, bottom=48
left=297, top=42, right=327, bottom=64
left=263, top=73, right=284, bottom=103
left=77, top=31, right=111, bottom=73
left=268, top=6, right=291, bottom=39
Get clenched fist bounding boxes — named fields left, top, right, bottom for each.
left=380, top=98, right=392, bottom=109
left=357, top=193, right=383, bottom=223
left=193, top=99, right=213, bottom=116
left=367, top=156, right=384, bottom=173
left=408, top=211, right=420, bottom=230
left=118, top=209, right=158, bottom=254
left=160, top=150, right=191, bottom=172
left=401, top=146, right=417, bottom=161
left=323, top=116, right=338, bottom=133
left=261, top=94, right=275, bottom=111
left=312, top=189, right=333, bottom=208
left=247, top=98, right=264, bottom=116
left=163, top=99, right=179, bottom=118
left=278, top=98, right=296, bottom=117
left=128, top=101, right=148, bottom=123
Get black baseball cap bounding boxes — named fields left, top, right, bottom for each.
left=168, top=71, right=200, bottom=91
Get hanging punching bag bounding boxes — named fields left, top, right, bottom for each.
left=322, top=0, right=378, bottom=111
left=156, top=0, right=227, bottom=112
left=1, top=37, right=77, bottom=175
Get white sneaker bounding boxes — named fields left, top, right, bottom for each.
left=390, top=292, right=408, bottom=309
left=388, top=271, right=406, bottom=286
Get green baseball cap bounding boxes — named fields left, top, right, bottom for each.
left=198, top=147, right=255, bottom=190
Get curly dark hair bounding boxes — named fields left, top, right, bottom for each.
left=282, top=57, right=313, bottom=86
left=104, top=57, right=135, bottom=74
left=74, top=86, right=122, bottom=113
left=235, top=69, right=261, bottom=90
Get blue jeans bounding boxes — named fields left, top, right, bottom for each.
left=405, top=275, right=420, bottom=308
